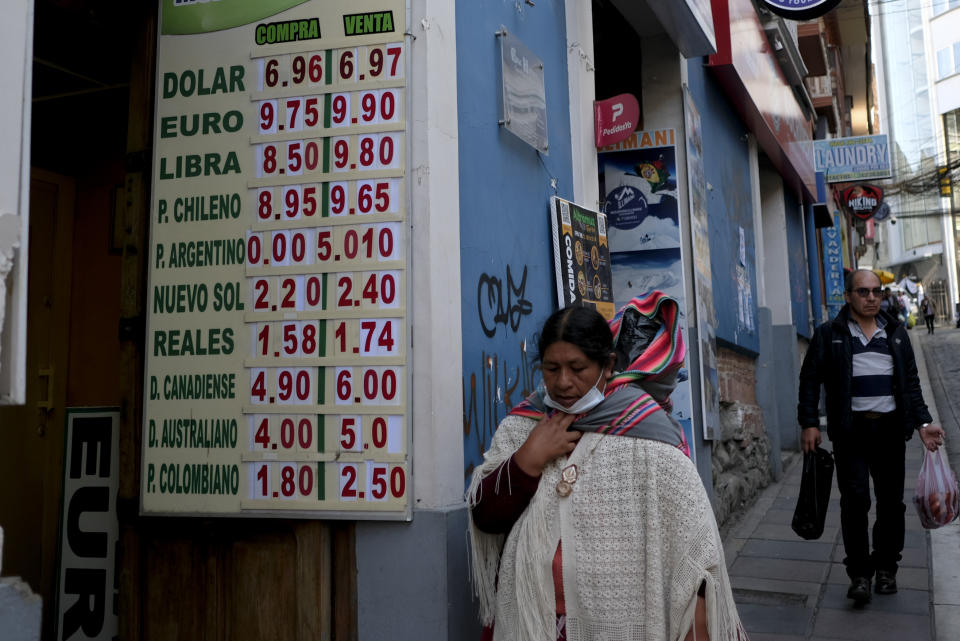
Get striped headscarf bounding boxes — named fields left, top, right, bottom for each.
left=509, top=292, right=689, bottom=454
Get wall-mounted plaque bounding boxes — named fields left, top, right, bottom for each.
left=498, top=28, right=548, bottom=154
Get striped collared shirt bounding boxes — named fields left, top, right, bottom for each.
left=848, top=316, right=896, bottom=413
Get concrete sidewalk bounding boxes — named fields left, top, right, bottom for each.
left=721, top=330, right=960, bottom=641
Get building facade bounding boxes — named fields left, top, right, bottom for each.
left=0, top=1, right=871, bottom=639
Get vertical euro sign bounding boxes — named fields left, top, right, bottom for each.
left=612, top=103, right=623, bottom=122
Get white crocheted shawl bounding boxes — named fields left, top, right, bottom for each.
left=467, top=415, right=746, bottom=641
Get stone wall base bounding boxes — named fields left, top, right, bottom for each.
left=712, top=348, right=772, bottom=527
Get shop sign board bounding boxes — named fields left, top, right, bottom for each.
left=142, top=0, right=410, bottom=518
left=842, top=184, right=884, bottom=220
left=56, top=409, right=120, bottom=641
left=821, top=212, right=845, bottom=317
left=813, top=134, right=892, bottom=183
left=550, top=197, right=615, bottom=320
left=760, top=0, right=842, bottom=21
left=709, top=0, right=815, bottom=199
left=594, top=93, right=639, bottom=148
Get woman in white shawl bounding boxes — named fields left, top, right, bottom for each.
left=468, top=295, right=747, bottom=641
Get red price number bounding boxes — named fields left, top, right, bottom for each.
left=338, top=415, right=362, bottom=452
left=257, top=141, right=321, bottom=177
left=327, top=180, right=398, bottom=216
left=335, top=271, right=400, bottom=310
left=250, top=367, right=316, bottom=405
left=254, top=321, right=321, bottom=358
left=250, top=275, right=327, bottom=312
left=258, top=99, right=278, bottom=134
left=358, top=89, right=400, bottom=124
left=337, top=461, right=406, bottom=502
left=357, top=133, right=399, bottom=170
left=338, top=462, right=360, bottom=501
left=334, top=366, right=402, bottom=406
left=334, top=318, right=400, bottom=356
left=337, top=415, right=403, bottom=453
left=365, top=44, right=403, bottom=80
left=259, top=53, right=324, bottom=91
left=282, top=96, right=321, bottom=132
left=254, top=186, right=320, bottom=222
left=269, top=229, right=313, bottom=267
left=366, top=463, right=406, bottom=501
left=253, top=462, right=316, bottom=500
left=329, top=92, right=351, bottom=128
left=251, top=415, right=316, bottom=451
left=330, top=134, right=401, bottom=172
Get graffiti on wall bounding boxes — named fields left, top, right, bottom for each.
left=462, top=341, right=540, bottom=479
left=477, top=264, right=533, bottom=337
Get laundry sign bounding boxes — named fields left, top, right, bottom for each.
left=813, top=134, right=891, bottom=183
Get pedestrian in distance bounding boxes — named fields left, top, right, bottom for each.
left=798, top=269, right=945, bottom=605
left=921, top=295, right=936, bottom=334
left=469, top=296, right=746, bottom=641
left=898, top=292, right=910, bottom=325
left=879, top=287, right=892, bottom=313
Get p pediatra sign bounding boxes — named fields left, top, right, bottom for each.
left=843, top=184, right=883, bottom=221
left=594, top=94, right=639, bottom=148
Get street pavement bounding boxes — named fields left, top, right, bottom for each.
left=722, top=325, right=960, bottom=641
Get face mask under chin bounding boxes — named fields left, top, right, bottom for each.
left=542, top=370, right=607, bottom=414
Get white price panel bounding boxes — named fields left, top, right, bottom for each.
left=334, top=414, right=404, bottom=454
left=332, top=365, right=404, bottom=408
left=256, top=43, right=405, bottom=94
left=246, top=222, right=402, bottom=270
left=249, top=414, right=322, bottom=454
left=247, top=412, right=404, bottom=456
left=249, top=367, right=319, bottom=406
left=256, top=88, right=404, bottom=136
left=254, top=133, right=403, bottom=179
left=241, top=458, right=409, bottom=511
left=336, top=462, right=407, bottom=503
left=247, top=317, right=403, bottom=363
left=140, top=0, right=411, bottom=518
left=249, top=179, right=401, bottom=220
left=251, top=461, right=320, bottom=501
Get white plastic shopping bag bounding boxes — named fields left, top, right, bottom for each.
left=914, top=448, right=960, bottom=529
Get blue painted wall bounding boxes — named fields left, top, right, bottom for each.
left=785, top=188, right=811, bottom=338
left=457, top=1, right=574, bottom=479
left=686, top=61, right=760, bottom=354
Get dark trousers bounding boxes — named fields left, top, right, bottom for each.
left=925, top=315, right=935, bottom=333
left=832, top=413, right=905, bottom=579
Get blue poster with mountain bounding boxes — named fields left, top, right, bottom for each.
left=600, top=144, right=679, bottom=253
left=599, top=130, right=695, bottom=456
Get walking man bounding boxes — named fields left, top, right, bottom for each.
left=921, top=295, right=936, bottom=334
left=798, top=269, right=944, bottom=604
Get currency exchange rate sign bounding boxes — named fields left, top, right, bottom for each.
left=142, top=0, right=410, bottom=518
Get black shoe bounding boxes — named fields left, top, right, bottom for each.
left=847, top=577, right=872, bottom=604
left=875, top=570, right=897, bottom=594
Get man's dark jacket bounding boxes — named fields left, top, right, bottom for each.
left=797, top=304, right=932, bottom=441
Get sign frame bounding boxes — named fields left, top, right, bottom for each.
left=813, top=134, right=892, bottom=183
left=141, top=0, right=414, bottom=520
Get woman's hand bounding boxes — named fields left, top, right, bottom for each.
left=513, top=412, right=580, bottom=477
